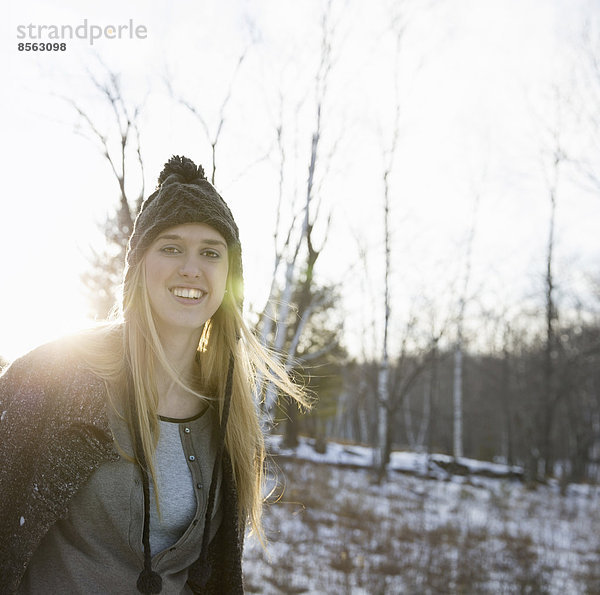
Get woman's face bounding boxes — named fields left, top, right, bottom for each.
left=144, top=223, right=229, bottom=340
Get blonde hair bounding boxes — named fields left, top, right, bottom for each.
left=77, top=252, right=308, bottom=541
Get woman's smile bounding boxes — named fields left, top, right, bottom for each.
left=170, top=286, right=206, bottom=301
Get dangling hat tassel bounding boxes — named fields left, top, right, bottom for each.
left=126, top=364, right=163, bottom=594
left=135, top=445, right=163, bottom=593
left=136, top=459, right=163, bottom=593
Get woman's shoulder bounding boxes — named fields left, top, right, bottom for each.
left=0, top=336, right=79, bottom=385
left=0, top=325, right=124, bottom=427
left=1, top=323, right=124, bottom=394
left=3, top=324, right=114, bottom=368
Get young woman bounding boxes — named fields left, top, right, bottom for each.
left=0, top=155, right=306, bottom=594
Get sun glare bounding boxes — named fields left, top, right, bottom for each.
left=1, top=298, right=94, bottom=363
left=0, top=259, right=95, bottom=362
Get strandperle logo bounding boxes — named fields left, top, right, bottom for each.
left=16, top=18, right=148, bottom=46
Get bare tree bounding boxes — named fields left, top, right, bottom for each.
left=403, top=303, right=448, bottom=454
left=570, top=16, right=600, bottom=196
left=373, top=1, right=410, bottom=476
left=166, top=48, right=251, bottom=186
left=528, top=86, right=567, bottom=480
left=258, top=0, right=341, bottom=436
left=452, top=185, right=482, bottom=459
left=390, top=311, right=445, bottom=461
left=63, top=60, right=145, bottom=317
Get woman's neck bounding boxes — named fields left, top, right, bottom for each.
left=155, top=328, right=205, bottom=419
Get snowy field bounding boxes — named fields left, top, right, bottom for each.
left=243, top=437, right=600, bottom=594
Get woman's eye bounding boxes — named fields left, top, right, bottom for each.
left=202, top=249, right=220, bottom=259
left=161, top=246, right=181, bottom=254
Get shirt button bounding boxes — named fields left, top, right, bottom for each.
left=196, top=482, right=202, bottom=490
left=189, top=455, right=196, bottom=461
left=184, top=427, right=191, bottom=434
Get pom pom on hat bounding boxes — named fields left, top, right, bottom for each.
left=157, top=155, right=206, bottom=186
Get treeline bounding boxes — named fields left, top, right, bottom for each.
left=285, top=316, right=600, bottom=484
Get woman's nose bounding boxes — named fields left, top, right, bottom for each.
left=179, top=256, right=202, bottom=278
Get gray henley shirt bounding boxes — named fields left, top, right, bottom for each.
left=18, top=404, right=223, bottom=594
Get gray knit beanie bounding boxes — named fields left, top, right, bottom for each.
left=125, top=155, right=243, bottom=308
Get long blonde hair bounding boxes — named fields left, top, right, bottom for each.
left=78, top=251, right=308, bottom=541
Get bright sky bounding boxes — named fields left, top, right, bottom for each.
left=1, top=0, right=599, bottom=361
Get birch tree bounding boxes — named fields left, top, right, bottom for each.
left=258, top=0, right=341, bottom=434
left=452, top=187, right=481, bottom=459
left=373, top=1, right=408, bottom=476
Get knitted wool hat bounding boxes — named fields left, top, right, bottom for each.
left=125, top=155, right=243, bottom=308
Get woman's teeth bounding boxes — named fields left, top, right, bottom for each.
left=171, top=287, right=204, bottom=299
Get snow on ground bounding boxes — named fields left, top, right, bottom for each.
left=267, top=434, right=524, bottom=479
left=242, top=436, right=600, bottom=594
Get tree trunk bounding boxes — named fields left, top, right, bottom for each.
left=426, top=348, right=438, bottom=456
left=542, top=152, right=559, bottom=478
left=374, top=364, right=390, bottom=475
left=453, top=339, right=464, bottom=459
left=501, top=332, right=514, bottom=466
